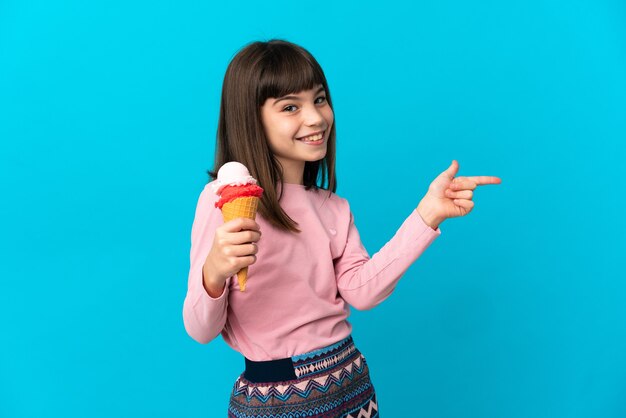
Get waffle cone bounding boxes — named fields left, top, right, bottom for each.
left=221, top=196, right=259, bottom=222
left=220, top=196, right=260, bottom=291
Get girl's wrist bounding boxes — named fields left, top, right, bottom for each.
left=202, top=262, right=227, bottom=297
left=416, top=201, right=443, bottom=230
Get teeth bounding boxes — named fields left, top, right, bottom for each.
left=300, top=132, right=323, bottom=142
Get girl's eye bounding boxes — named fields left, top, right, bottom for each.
left=315, top=96, right=327, bottom=104
left=282, top=105, right=297, bottom=112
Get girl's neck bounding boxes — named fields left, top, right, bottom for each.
left=278, top=160, right=305, bottom=185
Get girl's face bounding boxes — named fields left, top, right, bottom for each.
left=260, top=85, right=334, bottom=183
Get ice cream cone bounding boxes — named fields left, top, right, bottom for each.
left=220, top=196, right=260, bottom=291
left=213, top=162, right=264, bottom=292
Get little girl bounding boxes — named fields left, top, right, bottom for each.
left=183, top=39, right=501, bottom=417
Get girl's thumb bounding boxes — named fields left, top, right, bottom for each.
left=443, top=160, right=459, bottom=178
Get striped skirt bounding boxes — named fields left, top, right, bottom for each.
left=228, top=335, right=379, bottom=417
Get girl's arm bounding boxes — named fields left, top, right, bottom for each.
left=334, top=160, right=500, bottom=310
left=334, top=202, right=440, bottom=311
left=182, top=184, right=231, bottom=344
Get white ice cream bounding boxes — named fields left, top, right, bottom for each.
left=211, top=161, right=258, bottom=195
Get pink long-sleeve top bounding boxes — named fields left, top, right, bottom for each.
left=182, top=181, right=441, bottom=361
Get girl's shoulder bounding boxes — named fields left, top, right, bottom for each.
left=200, top=180, right=219, bottom=202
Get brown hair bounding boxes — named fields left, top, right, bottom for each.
left=207, top=39, right=337, bottom=233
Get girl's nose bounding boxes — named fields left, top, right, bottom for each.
left=302, top=104, right=324, bottom=126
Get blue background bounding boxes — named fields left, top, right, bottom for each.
left=1, top=0, right=625, bottom=417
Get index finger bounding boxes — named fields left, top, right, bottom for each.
left=466, top=176, right=502, bottom=186
left=223, top=217, right=260, bottom=232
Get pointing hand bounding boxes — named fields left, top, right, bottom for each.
left=416, top=160, right=502, bottom=229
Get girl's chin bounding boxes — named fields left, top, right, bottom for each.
left=303, top=152, right=328, bottom=162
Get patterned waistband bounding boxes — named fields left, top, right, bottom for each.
left=243, top=335, right=357, bottom=383
left=231, top=335, right=376, bottom=417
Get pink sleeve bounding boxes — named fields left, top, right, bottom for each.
left=334, top=200, right=441, bottom=310
left=182, top=184, right=231, bottom=344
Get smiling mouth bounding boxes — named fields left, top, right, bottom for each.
left=296, top=131, right=325, bottom=143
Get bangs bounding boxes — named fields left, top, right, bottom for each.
left=257, top=45, right=326, bottom=105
